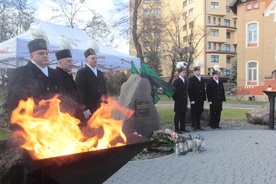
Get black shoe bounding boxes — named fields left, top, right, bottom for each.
left=215, top=126, right=222, bottom=129
left=192, top=127, right=197, bottom=131
left=210, top=126, right=216, bottom=129
left=181, top=129, right=190, bottom=132
left=197, top=127, right=204, bottom=131
left=176, top=130, right=184, bottom=134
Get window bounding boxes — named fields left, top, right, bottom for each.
left=224, top=44, right=230, bottom=51
left=213, top=17, right=216, bottom=24
left=224, top=69, right=230, bottom=76
left=211, top=55, right=219, bottom=62
left=154, top=0, right=161, bottom=3
left=218, top=18, right=221, bottom=25
left=226, top=32, right=231, bottom=39
left=144, top=32, right=150, bottom=36
left=234, top=21, right=236, bottom=28
left=247, top=3, right=252, bottom=10
left=234, top=45, right=237, bottom=52
left=226, top=57, right=231, bottom=64
left=189, top=0, right=193, bottom=3
left=183, top=0, right=187, bottom=7
left=189, top=8, right=194, bottom=16
left=183, top=24, right=187, bottom=31
left=183, top=12, right=187, bottom=19
left=211, top=2, right=219, bottom=9
left=248, top=62, right=257, bottom=81
left=224, top=19, right=230, bottom=26
left=144, top=0, right=150, bottom=4
left=189, top=21, right=194, bottom=29
left=207, top=16, right=211, bottom=24
left=154, top=31, right=162, bottom=36
left=226, top=6, right=230, bottom=12
left=210, top=29, right=219, bottom=36
left=208, top=42, right=211, bottom=49
left=189, top=34, right=193, bottom=41
left=156, top=52, right=161, bottom=58
left=154, top=8, right=161, bottom=14
left=218, top=43, right=221, bottom=50
left=247, top=23, right=258, bottom=45
left=213, top=43, right=216, bottom=50
left=143, top=41, right=150, bottom=47
left=153, top=19, right=161, bottom=25
left=183, top=36, right=188, bottom=42
left=144, top=9, right=150, bottom=15
left=253, top=2, right=258, bottom=8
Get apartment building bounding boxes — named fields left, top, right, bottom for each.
left=230, top=0, right=276, bottom=101
left=130, top=0, right=237, bottom=78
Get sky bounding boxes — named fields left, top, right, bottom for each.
left=30, top=0, right=129, bottom=54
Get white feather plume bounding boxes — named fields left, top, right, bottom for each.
left=58, top=35, right=80, bottom=49
left=195, top=60, right=203, bottom=67
left=87, top=39, right=100, bottom=53
left=214, top=65, right=221, bottom=72
left=176, top=61, right=188, bottom=69
left=30, top=22, right=49, bottom=44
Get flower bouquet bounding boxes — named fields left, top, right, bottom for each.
left=147, top=129, right=178, bottom=152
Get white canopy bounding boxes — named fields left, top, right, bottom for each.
left=0, top=21, right=140, bottom=72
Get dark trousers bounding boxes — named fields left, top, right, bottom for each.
left=209, top=110, right=221, bottom=128
left=174, top=111, right=186, bottom=131
left=191, top=111, right=202, bottom=128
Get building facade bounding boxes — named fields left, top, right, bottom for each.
left=130, top=0, right=237, bottom=78
left=230, top=0, right=276, bottom=101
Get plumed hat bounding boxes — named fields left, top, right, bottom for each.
left=28, top=22, right=49, bottom=53
left=55, top=49, right=72, bottom=60
left=84, top=39, right=100, bottom=58
left=28, top=39, right=47, bottom=53
left=178, top=68, right=185, bottom=73
left=212, top=65, right=221, bottom=75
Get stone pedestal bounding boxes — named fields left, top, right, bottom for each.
left=117, top=74, right=160, bottom=138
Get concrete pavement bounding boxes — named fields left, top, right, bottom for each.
left=105, top=127, right=276, bottom=184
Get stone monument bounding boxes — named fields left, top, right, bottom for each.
left=117, top=74, right=160, bottom=138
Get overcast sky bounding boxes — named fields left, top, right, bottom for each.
left=31, top=0, right=129, bottom=54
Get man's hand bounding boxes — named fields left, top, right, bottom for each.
left=83, top=109, right=91, bottom=119
left=190, top=101, right=195, bottom=104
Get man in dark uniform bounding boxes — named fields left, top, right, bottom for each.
left=55, top=49, right=85, bottom=124
left=206, top=70, right=226, bottom=129
left=7, top=38, right=62, bottom=184
left=188, top=66, right=206, bottom=131
left=8, top=38, right=62, bottom=118
left=172, top=68, right=189, bottom=134
left=75, top=47, right=108, bottom=120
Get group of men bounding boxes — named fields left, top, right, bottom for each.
left=172, top=66, right=226, bottom=134
left=7, top=38, right=107, bottom=184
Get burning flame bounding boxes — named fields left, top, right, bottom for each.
left=10, top=96, right=134, bottom=159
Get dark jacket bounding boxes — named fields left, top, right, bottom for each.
left=206, top=78, right=226, bottom=111
left=75, top=65, right=107, bottom=114
left=56, top=67, right=84, bottom=122
left=7, top=61, right=63, bottom=116
left=188, top=75, right=206, bottom=112
left=172, top=77, right=188, bottom=112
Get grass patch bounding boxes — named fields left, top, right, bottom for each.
left=0, top=128, right=12, bottom=140
left=157, top=106, right=250, bottom=123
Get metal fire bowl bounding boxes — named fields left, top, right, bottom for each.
left=23, top=134, right=152, bottom=184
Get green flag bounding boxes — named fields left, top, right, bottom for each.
left=140, top=62, right=175, bottom=103
left=131, top=61, right=140, bottom=74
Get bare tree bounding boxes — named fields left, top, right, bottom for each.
left=0, top=0, right=34, bottom=42
left=48, top=0, right=115, bottom=46
left=162, top=10, right=207, bottom=83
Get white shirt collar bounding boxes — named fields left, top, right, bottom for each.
left=213, top=78, right=219, bottom=84
left=179, top=76, right=185, bottom=83
left=87, top=64, right=98, bottom=77
left=195, top=75, right=201, bottom=81
left=31, top=60, right=48, bottom=77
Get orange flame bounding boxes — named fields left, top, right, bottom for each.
left=10, top=96, right=134, bottom=159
